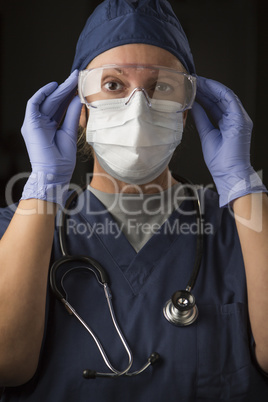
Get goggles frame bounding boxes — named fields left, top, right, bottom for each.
left=78, top=64, right=196, bottom=112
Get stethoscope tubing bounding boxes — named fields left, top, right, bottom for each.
left=172, top=175, right=203, bottom=291
left=50, top=175, right=203, bottom=377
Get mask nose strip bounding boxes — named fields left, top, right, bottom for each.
left=125, top=87, right=152, bottom=107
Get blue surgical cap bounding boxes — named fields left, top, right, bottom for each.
left=71, top=0, right=195, bottom=74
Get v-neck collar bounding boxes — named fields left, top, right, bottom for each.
left=88, top=182, right=184, bottom=253
left=77, top=189, right=193, bottom=295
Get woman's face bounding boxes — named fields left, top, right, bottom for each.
left=79, top=44, right=188, bottom=192
left=79, top=44, right=188, bottom=127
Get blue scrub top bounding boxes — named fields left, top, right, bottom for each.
left=0, top=188, right=267, bottom=401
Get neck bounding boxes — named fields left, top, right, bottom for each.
left=89, top=159, right=177, bottom=194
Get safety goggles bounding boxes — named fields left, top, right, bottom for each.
left=78, top=64, right=196, bottom=112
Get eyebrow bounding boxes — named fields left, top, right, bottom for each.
left=101, top=68, right=126, bottom=76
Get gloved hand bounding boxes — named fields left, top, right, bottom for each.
left=191, top=76, right=267, bottom=207
left=21, top=70, right=82, bottom=208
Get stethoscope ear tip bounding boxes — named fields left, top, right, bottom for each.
left=83, top=369, right=97, bottom=379
left=148, top=352, right=160, bottom=365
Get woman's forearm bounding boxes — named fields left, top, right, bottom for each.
left=0, top=199, right=57, bottom=386
left=233, top=193, right=268, bottom=373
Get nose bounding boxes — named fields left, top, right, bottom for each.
left=125, top=87, right=152, bottom=107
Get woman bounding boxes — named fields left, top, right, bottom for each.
left=0, top=0, right=267, bottom=400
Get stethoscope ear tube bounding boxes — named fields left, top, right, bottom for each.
left=50, top=174, right=203, bottom=379
left=59, top=186, right=87, bottom=257
left=50, top=255, right=110, bottom=301
left=50, top=254, right=160, bottom=379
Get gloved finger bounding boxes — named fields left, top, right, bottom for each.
left=56, top=96, right=82, bottom=157
left=195, top=76, right=253, bottom=136
left=196, top=76, right=245, bottom=116
left=40, top=69, right=79, bottom=123
left=60, top=95, right=82, bottom=136
left=25, top=81, right=59, bottom=116
left=191, top=101, right=216, bottom=141
left=195, top=90, right=223, bottom=124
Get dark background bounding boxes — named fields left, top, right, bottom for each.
left=0, top=0, right=267, bottom=207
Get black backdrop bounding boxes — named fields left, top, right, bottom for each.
left=0, top=0, right=267, bottom=207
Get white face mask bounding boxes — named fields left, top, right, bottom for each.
left=86, top=92, right=184, bottom=185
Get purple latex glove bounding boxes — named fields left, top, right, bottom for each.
left=191, top=76, right=266, bottom=207
left=21, top=70, right=82, bottom=208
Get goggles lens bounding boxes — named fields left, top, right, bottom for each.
left=78, top=65, right=196, bottom=112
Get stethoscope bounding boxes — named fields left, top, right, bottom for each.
left=49, top=176, right=203, bottom=379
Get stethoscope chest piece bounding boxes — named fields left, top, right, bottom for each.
left=163, top=290, right=198, bottom=327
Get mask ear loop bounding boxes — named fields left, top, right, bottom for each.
left=85, top=104, right=90, bottom=120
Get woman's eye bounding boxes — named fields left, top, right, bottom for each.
left=103, top=81, right=124, bottom=91
left=155, top=82, right=173, bottom=93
